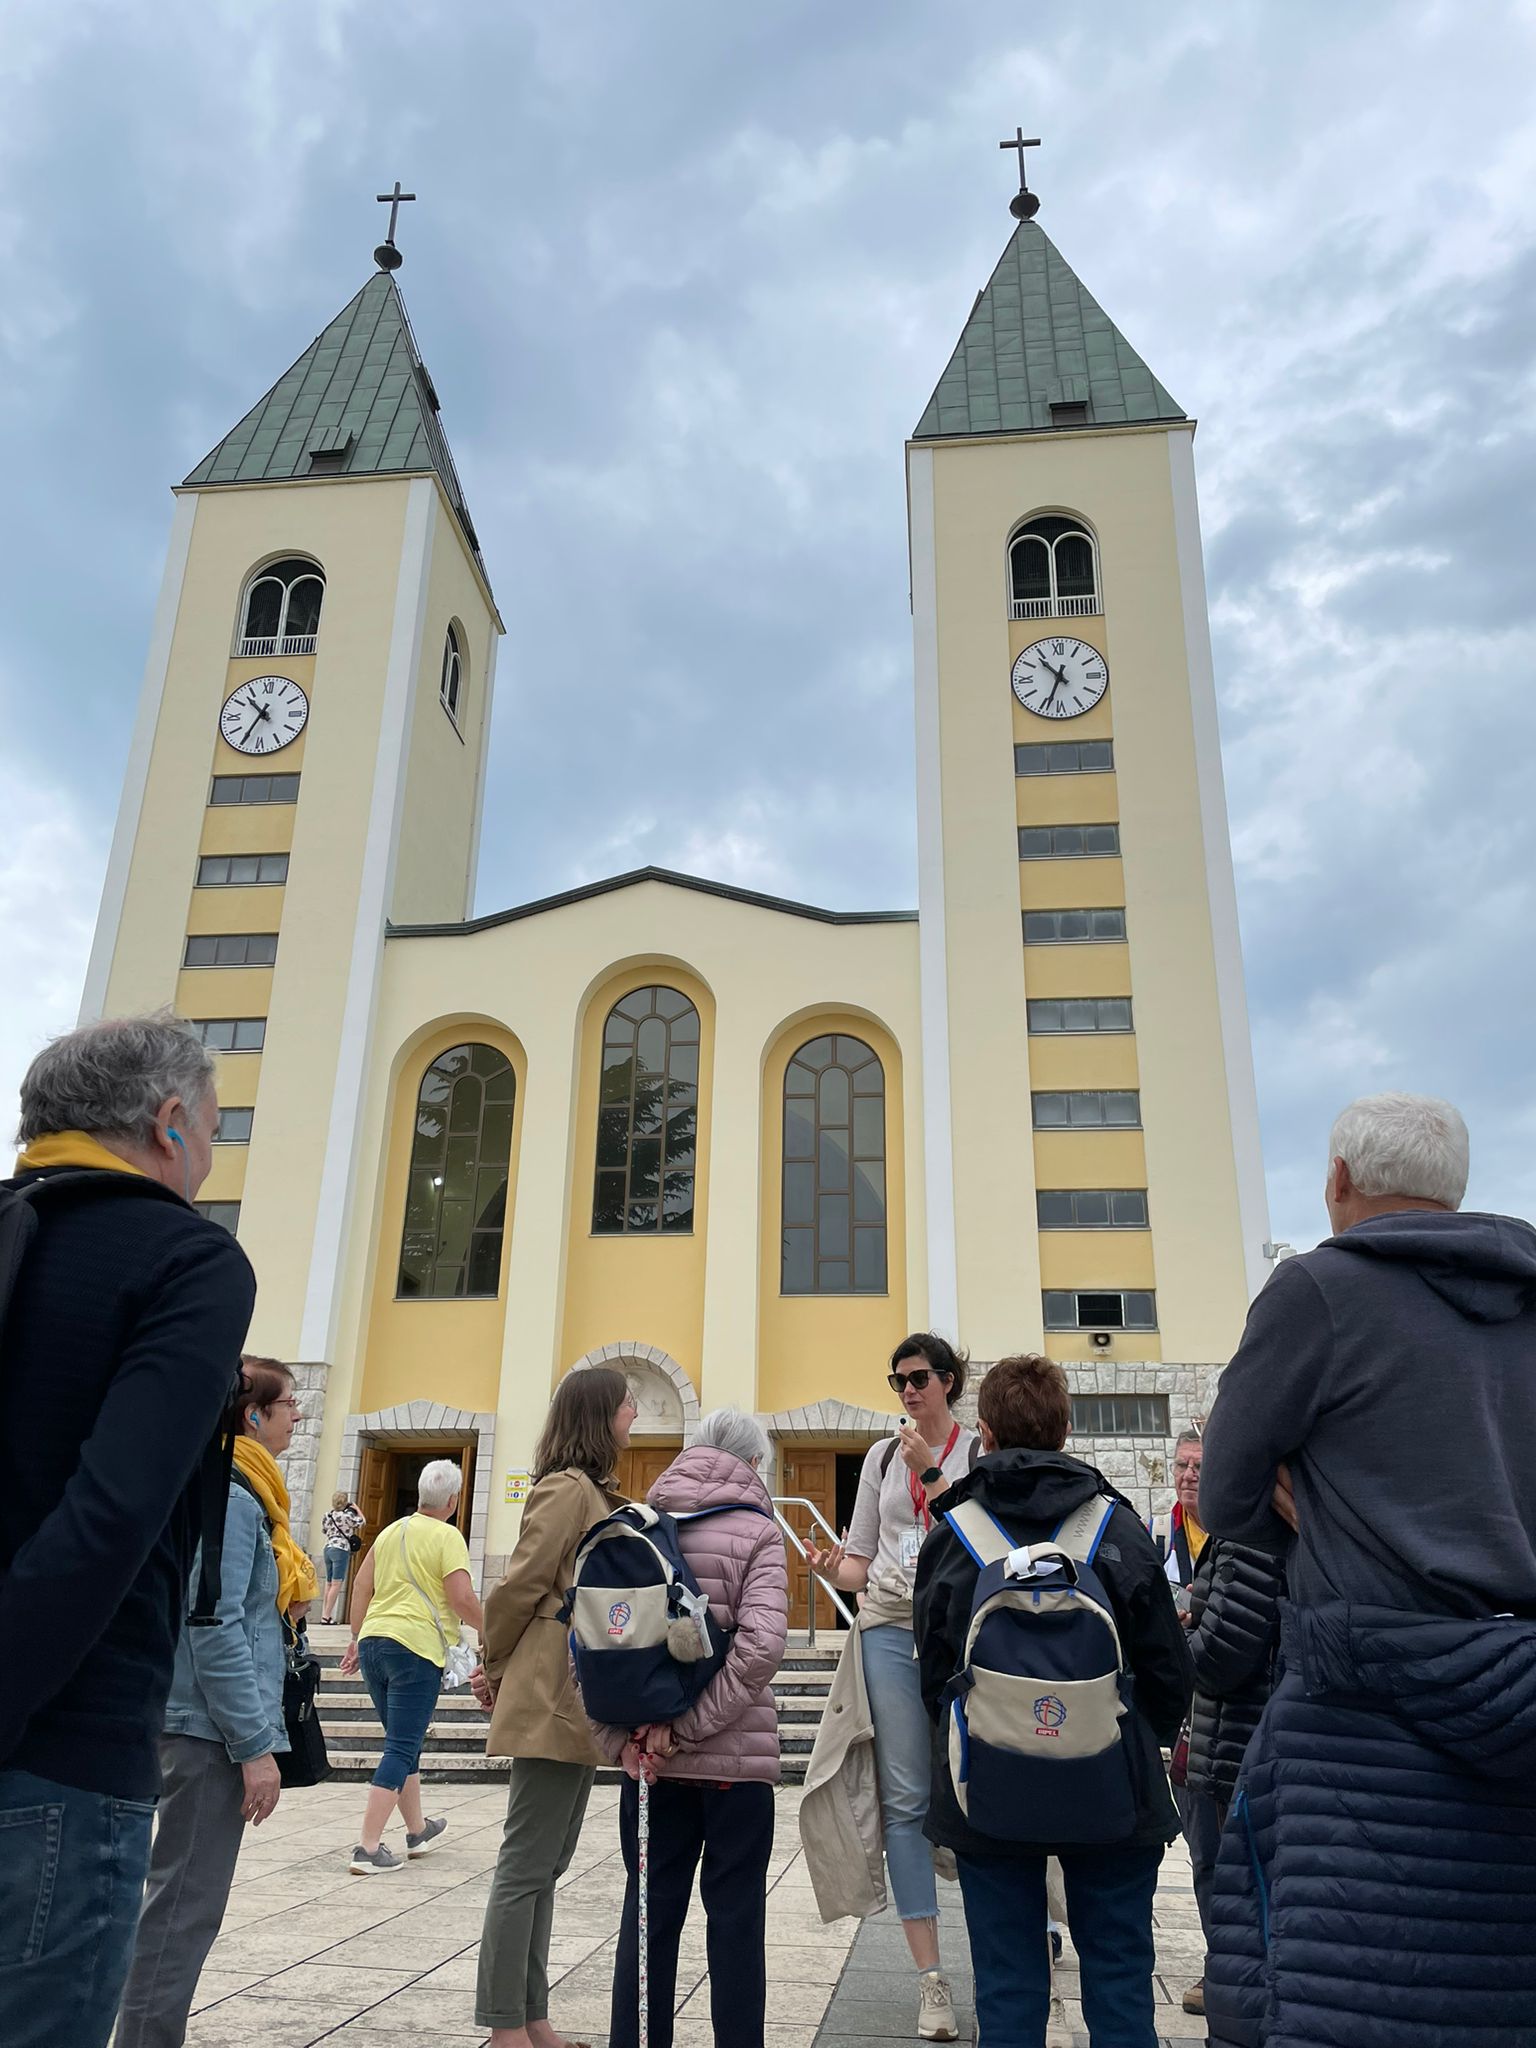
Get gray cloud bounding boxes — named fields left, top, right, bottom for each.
left=3, top=0, right=1535, bottom=1262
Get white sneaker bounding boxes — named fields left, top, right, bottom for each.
left=917, top=1969, right=958, bottom=2042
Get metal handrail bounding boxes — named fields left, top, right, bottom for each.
left=771, top=1495, right=856, bottom=1647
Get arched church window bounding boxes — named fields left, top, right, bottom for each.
left=781, top=1034, right=887, bottom=1295
left=397, top=1043, right=516, bottom=1298
left=237, top=556, right=326, bottom=656
left=1008, top=517, right=1100, bottom=620
left=592, top=987, right=699, bottom=1234
left=440, top=623, right=465, bottom=723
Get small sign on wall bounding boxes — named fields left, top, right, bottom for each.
left=504, top=1471, right=531, bottom=1506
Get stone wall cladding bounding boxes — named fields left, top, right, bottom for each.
left=277, top=1359, right=330, bottom=1571
left=953, top=1359, right=1223, bottom=1519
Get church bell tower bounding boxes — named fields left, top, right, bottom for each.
left=80, top=204, right=504, bottom=1364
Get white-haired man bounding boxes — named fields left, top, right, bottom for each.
left=0, top=1014, right=256, bottom=2048
left=1200, top=1093, right=1536, bottom=2048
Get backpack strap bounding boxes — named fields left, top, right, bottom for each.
left=1053, top=1495, right=1116, bottom=1566
left=942, top=1498, right=1020, bottom=1568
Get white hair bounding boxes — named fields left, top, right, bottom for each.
left=1329, top=1092, right=1469, bottom=1210
left=18, top=1011, right=215, bottom=1145
left=417, top=1459, right=463, bottom=1511
left=691, top=1407, right=771, bottom=1469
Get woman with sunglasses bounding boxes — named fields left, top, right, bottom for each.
left=800, top=1335, right=977, bottom=2043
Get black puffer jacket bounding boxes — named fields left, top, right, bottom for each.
left=1184, top=1537, right=1285, bottom=1806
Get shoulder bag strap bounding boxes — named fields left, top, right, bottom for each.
left=396, top=1522, right=453, bottom=1660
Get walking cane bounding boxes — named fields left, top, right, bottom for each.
left=636, top=1741, right=651, bottom=2048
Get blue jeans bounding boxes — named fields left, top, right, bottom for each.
left=958, top=1843, right=1164, bottom=2048
left=323, top=1544, right=352, bottom=1583
left=358, top=1636, right=440, bottom=1791
left=860, top=1622, right=938, bottom=1920
left=0, top=1767, right=156, bottom=2048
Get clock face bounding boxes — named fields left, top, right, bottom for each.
left=220, top=675, right=310, bottom=756
left=1011, top=637, right=1109, bottom=720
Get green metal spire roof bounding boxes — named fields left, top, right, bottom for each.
left=913, top=220, right=1185, bottom=440
left=182, top=271, right=488, bottom=579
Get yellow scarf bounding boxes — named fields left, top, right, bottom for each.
left=233, top=1437, right=319, bottom=1615
left=15, top=1131, right=146, bottom=1176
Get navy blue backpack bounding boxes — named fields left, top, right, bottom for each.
left=941, top=1492, right=1140, bottom=1844
left=561, top=1500, right=769, bottom=1726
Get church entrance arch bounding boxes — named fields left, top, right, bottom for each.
left=336, top=1401, right=496, bottom=1587
left=563, top=1343, right=698, bottom=1501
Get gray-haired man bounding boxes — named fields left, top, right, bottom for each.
left=0, top=1014, right=256, bottom=2048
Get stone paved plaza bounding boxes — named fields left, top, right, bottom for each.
left=179, top=1779, right=1208, bottom=2047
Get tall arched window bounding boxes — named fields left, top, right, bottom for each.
left=782, top=1034, right=886, bottom=1294
left=237, top=556, right=326, bottom=655
left=1008, top=517, right=1099, bottom=621
left=398, top=1043, right=515, bottom=1297
left=592, top=987, right=699, bottom=1234
left=440, top=623, right=465, bottom=722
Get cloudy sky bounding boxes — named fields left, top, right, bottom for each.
left=4, top=0, right=1535, bottom=1255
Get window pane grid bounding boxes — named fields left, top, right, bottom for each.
left=1036, top=1188, right=1149, bottom=1229
left=194, top=1201, right=242, bottom=1234
left=1043, top=1289, right=1158, bottom=1331
left=183, top=933, right=279, bottom=968
left=398, top=1042, right=515, bottom=1296
left=782, top=1034, right=887, bottom=1295
left=1071, top=1394, right=1169, bottom=1436
left=591, top=987, right=700, bottom=1235
left=1023, top=908, right=1127, bottom=944
left=196, top=853, right=290, bottom=887
left=1015, top=741, right=1114, bottom=777
left=209, top=774, right=300, bottom=806
left=1026, top=997, right=1133, bottom=1035
left=215, top=1108, right=254, bottom=1143
left=1018, top=823, right=1121, bottom=860
left=1032, top=1090, right=1141, bottom=1130
left=188, top=1018, right=267, bottom=1051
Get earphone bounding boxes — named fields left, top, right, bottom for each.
left=167, top=1127, right=183, bottom=1146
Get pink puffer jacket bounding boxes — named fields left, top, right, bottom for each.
left=588, top=1446, right=789, bottom=1784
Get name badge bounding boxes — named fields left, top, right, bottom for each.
left=899, top=1525, right=923, bottom=1572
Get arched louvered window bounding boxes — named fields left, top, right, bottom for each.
left=440, top=623, right=465, bottom=722
left=592, top=987, right=699, bottom=1234
left=782, top=1034, right=887, bottom=1294
left=1007, top=517, right=1100, bottom=621
left=238, top=556, right=326, bottom=655
left=398, top=1043, right=515, bottom=1297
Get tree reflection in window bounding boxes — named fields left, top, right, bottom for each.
left=782, top=1034, right=887, bottom=1294
left=397, top=1044, right=515, bottom=1297
left=592, top=987, right=699, bottom=1234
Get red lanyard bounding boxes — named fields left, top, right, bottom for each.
left=909, top=1422, right=961, bottom=1530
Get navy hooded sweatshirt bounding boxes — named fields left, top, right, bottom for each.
left=1201, top=1209, right=1536, bottom=1618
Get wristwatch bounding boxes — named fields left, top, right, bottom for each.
left=920, top=1464, right=944, bottom=1486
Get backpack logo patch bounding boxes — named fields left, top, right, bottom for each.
left=607, top=1600, right=632, bottom=1636
left=1033, top=1694, right=1067, bottom=1737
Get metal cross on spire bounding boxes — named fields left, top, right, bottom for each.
left=999, top=129, right=1042, bottom=220
left=373, top=182, right=416, bottom=272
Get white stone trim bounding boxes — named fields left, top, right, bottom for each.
left=762, top=1400, right=892, bottom=1439
left=79, top=494, right=198, bottom=1023
left=300, top=477, right=437, bottom=1358
left=566, top=1344, right=700, bottom=1428
left=1166, top=431, right=1271, bottom=1300
left=464, top=629, right=498, bottom=915
left=335, top=1400, right=496, bottom=1581
left=907, top=445, right=959, bottom=1333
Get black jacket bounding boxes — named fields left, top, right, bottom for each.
left=912, top=1447, right=1193, bottom=1858
left=0, top=1168, right=256, bottom=1799
left=1202, top=1211, right=1536, bottom=1616
left=1184, top=1538, right=1285, bottom=1806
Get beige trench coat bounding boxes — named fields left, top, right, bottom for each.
left=483, top=1467, right=619, bottom=1766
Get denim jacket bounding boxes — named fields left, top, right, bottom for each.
left=163, top=1481, right=288, bottom=1762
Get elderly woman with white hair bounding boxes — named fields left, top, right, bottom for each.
left=585, top=1408, right=789, bottom=2048
left=338, top=1458, right=484, bottom=1873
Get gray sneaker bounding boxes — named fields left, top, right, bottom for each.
left=917, top=1970, right=958, bottom=2042
left=406, top=1816, right=448, bottom=1858
left=349, top=1842, right=404, bottom=1875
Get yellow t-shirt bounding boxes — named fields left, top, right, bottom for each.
left=358, top=1513, right=471, bottom=1667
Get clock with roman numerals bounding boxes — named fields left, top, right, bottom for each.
left=220, top=675, right=310, bottom=755
left=1010, top=637, right=1109, bottom=720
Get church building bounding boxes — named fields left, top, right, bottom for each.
left=80, top=173, right=1268, bottom=1605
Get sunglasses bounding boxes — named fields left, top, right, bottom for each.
left=887, top=1368, right=950, bottom=1393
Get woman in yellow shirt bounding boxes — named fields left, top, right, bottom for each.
left=340, top=1458, right=484, bottom=1873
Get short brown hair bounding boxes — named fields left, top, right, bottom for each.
left=534, top=1366, right=631, bottom=1485
left=226, top=1354, right=293, bottom=1435
left=978, top=1354, right=1071, bottom=1451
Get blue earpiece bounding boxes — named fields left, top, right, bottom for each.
left=167, top=1127, right=184, bottom=1147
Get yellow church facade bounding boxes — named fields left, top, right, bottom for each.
left=80, top=203, right=1267, bottom=1603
